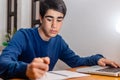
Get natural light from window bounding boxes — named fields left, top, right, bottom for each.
left=116, top=20, right=120, bottom=33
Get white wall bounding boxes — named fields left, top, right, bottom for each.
left=55, top=0, right=120, bottom=70
left=0, top=0, right=7, bottom=46
left=54, top=0, right=120, bottom=70
left=68, top=0, right=120, bottom=59
left=17, top=0, right=31, bottom=29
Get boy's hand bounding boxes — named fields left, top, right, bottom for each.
left=26, top=57, right=50, bottom=79
left=98, top=58, right=120, bottom=68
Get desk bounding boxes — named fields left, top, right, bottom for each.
left=8, top=67, right=120, bottom=80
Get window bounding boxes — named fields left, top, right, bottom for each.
left=7, top=0, right=17, bottom=34
left=31, top=0, right=40, bottom=27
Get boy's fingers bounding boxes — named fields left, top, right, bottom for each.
left=42, top=57, right=50, bottom=64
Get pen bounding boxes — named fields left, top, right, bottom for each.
left=48, top=71, right=68, bottom=77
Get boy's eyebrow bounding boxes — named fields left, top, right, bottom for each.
left=58, top=17, right=64, bottom=19
left=45, top=15, right=54, bottom=18
left=45, top=15, right=64, bottom=19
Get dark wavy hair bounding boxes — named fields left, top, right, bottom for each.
left=40, top=0, right=67, bottom=18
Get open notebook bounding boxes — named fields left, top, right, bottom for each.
left=37, top=70, right=89, bottom=80
left=76, top=65, right=120, bottom=77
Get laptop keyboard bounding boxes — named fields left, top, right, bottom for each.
left=97, top=67, right=120, bottom=73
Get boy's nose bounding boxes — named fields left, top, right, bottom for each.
left=52, top=21, right=57, bottom=28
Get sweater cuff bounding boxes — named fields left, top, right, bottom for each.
left=12, top=62, right=28, bottom=79
left=95, top=54, right=104, bottom=65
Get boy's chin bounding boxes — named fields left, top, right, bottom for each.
left=50, top=34, right=58, bottom=37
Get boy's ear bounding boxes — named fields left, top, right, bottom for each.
left=39, top=15, right=42, bottom=23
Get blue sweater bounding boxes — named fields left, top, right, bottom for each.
left=0, top=27, right=103, bottom=79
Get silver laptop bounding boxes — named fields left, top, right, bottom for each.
left=76, top=65, right=120, bottom=77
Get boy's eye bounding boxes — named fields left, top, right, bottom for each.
left=57, top=19, right=63, bottom=22
left=47, top=18, right=52, bottom=22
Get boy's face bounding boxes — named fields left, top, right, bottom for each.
left=40, top=9, right=64, bottom=40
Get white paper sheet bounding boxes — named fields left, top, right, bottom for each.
left=36, top=70, right=89, bottom=80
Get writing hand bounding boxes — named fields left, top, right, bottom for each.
left=26, top=57, right=50, bottom=79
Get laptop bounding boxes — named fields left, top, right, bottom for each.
left=76, top=65, right=120, bottom=77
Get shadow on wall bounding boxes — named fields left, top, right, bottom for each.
left=54, top=60, right=70, bottom=70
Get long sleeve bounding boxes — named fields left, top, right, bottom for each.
left=0, top=56, right=28, bottom=79
left=59, top=38, right=104, bottom=68
left=0, top=30, right=28, bottom=79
